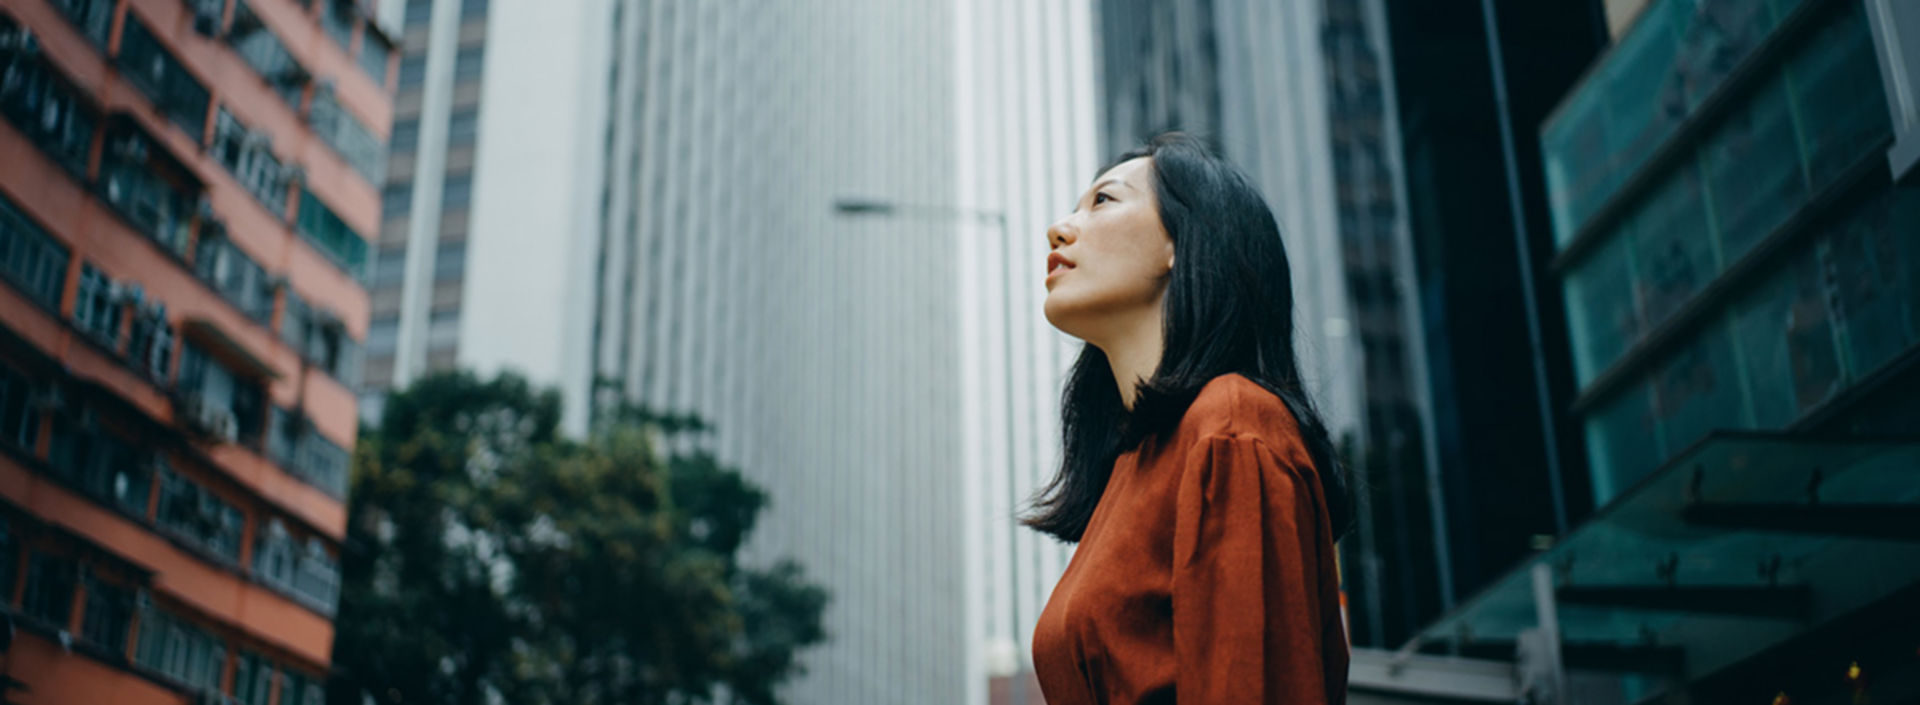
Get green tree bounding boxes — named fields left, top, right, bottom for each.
left=331, top=371, right=827, bottom=705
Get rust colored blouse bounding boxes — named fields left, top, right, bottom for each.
left=1032, top=373, right=1349, bottom=705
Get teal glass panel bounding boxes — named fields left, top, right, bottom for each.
left=1786, top=3, right=1891, bottom=193
left=1650, top=320, right=1750, bottom=455
left=1585, top=382, right=1665, bottom=504
left=1701, top=75, right=1802, bottom=264
left=1627, top=165, right=1717, bottom=329
left=1731, top=251, right=1841, bottom=428
left=1827, top=184, right=1920, bottom=380
left=1565, top=233, right=1643, bottom=384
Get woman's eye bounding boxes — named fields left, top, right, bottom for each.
left=1093, top=192, right=1113, bottom=205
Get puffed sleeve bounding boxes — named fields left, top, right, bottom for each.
left=1172, top=434, right=1336, bottom=704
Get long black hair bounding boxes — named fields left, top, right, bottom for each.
left=1024, top=132, right=1355, bottom=544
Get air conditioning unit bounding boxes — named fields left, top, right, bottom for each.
left=264, top=274, right=290, bottom=292
left=179, top=395, right=239, bottom=444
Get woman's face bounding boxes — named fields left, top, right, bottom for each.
left=1043, top=157, right=1175, bottom=343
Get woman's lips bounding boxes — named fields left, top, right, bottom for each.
left=1047, top=253, right=1075, bottom=280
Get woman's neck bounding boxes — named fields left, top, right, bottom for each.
left=1095, top=310, right=1166, bottom=411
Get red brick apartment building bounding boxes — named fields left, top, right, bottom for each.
left=0, top=0, right=389, bottom=701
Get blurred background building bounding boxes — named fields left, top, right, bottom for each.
left=949, top=3, right=1094, bottom=703
left=357, top=0, right=607, bottom=430
left=592, top=2, right=972, bottom=703
left=0, top=0, right=390, bottom=702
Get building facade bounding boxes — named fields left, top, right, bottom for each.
left=1410, top=0, right=1920, bottom=702
left=0, top=0, right=390, bottom=702
left=951, top=2, right=1097, bottom=703
left=358, top=0, right=607, bottom=431
left=593, top=2, right=969, bottom=702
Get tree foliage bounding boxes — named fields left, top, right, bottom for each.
left=331, top=371, right=828, bottom=705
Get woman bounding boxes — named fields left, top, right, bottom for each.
left=1028, top=133, right=1353, bottom=705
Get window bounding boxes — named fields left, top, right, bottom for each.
left=447, top=109, right=479, bottom=146
left=390, top=119, right=421, bottom=153
left=405, top=0, right=433, bottom=25
left=80, top=573, right=133, bottom=654
left=48, top=0, right=114, bottom=47
left=296, top=189, right=372, bottom=280
left=213, top=110, right=290, bottom=217
left=360, top=29, right=394, bottom=87
left=266, top=407, right=349, bottom=498
left=383, top=182, right=414, bottom=216
left=1827, top=185, right=1920, bottom=377
left=280, top=669, right=326, bottom=705
left=309, top=87, right=385, bottom=184
left=0, top=518, right=16, bottom=607
left=281, top=290, right=362, bottom=385
left=73, top=264, right=125, bottom=348
left=100, top=128, right=197, bottom=257
left=156, top=466, right=244, bottom=564
left=22, top=551, right=75, bottom=626
left=127, top=302, right=174, bottom=381
left=134, top=606, right=226, bottom=692
left=366, top=317, right=399, bottom=355
left=1701, top=77, right=1804, bottom=263
left=194, top=232, right=278, bottom=325
left=229, top=0, right=308, bottom=110
left=1627, top=168, right=1715, bottom=329
left=1790, top=4, right=1892, bottom=191
left=453, top=45, right=486, bottom=80
left=115, top=16, right=210, bottom=141
left=398, top=55, right=428, bottom=89
left=434, top=240, right=466, bottom=279
left=0, top=364, right=38, bottom=450
left=1584, top=383, right=1664, bottom=504
left=0, top=25, right=97, bottom=175
left=234, top=651, right=276, bottom=705
left=319, top=0, right=354, bottom=53
left=253, top=518, right=295, bottom=588
left=178, top=343, right=267, bottom=446
left=294, top=538, right=339, bottom=611
left=440, top=175, right=473, bottom=211
left=48, top=421, right=151, bottom=518
left=460, top=0, right=488, bottom=18
left=0, top=193, right=72, bottom=310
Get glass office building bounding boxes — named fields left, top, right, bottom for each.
left=1415, top=1, right=1920, bottom=703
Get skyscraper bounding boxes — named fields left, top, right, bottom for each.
left=359, top=0, right=608, bottom=431
left=594, top=2, right=967, bottom=702
left=0, top=0, right=390, bottom=701
left=952, top=2, right=1097, bottom=703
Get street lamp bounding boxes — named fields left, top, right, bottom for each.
left=831, top=196, right=1031, bottom=703
left=832, top=198, right=1006, bottom=228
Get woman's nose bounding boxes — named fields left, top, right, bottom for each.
left=1047, top=220, right=1075, bottom=249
